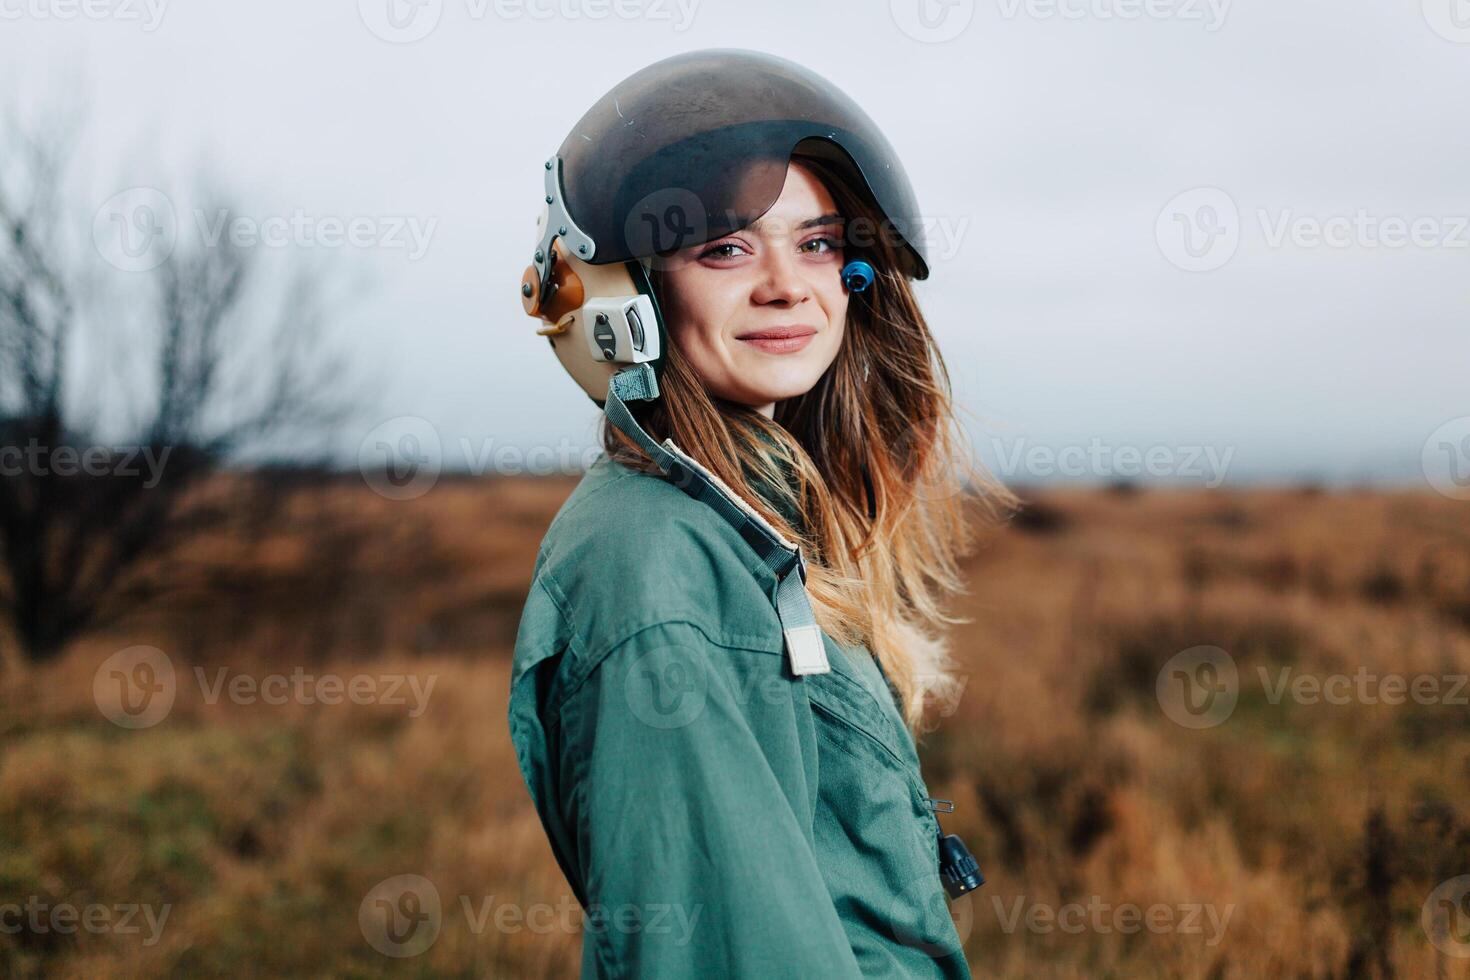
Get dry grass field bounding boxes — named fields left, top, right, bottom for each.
left=2, top=475, right=1468, bottom=978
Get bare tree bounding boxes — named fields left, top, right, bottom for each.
left=0, top=112, right=356, bottom=665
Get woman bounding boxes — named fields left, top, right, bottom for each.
left=509, top=49, right=1010, bottom=978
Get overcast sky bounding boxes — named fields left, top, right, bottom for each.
left=3, top=0, right=1467, bottom=488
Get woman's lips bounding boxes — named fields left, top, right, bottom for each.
left=736, top=328, right=817, bottom=354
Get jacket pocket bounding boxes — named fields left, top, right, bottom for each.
left=805, top=680, right=941, bottom=845
left=803, top=679, right=965, bottom=969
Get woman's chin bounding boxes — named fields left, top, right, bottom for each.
left=733, top=381, right=820, bottom=409
left=727, top=360, right=827, bottom=401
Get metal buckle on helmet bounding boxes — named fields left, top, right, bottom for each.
left=529, top=156, right=597, bottom=306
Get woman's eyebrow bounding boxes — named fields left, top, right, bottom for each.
left=798, top=212, right=845, bottom=229
left=747, top=211, right=845, bottom=234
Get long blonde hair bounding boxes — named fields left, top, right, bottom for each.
left=603, top=152, right=1016, bottom=734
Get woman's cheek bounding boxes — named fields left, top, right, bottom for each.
left=822, top=310, right=847, bottom=370
left=673, top=319, right=738, bottom=394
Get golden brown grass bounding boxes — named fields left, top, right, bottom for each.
left=1, top=478, right=1467, bottom=978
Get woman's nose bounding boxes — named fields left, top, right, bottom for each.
left=751, top=246, right=811, bottom=307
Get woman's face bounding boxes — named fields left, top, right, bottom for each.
left=657, top=162, right=849, bottom=417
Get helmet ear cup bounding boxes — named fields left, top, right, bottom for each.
left=534, top=251, right=663, bottom=403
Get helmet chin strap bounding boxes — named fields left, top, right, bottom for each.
left=603, top=364, right=831, bottom=676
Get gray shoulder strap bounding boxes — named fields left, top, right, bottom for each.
left=604, top=365, right=830, bottom=675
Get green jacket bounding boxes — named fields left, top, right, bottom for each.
left=508, top=453, right=972, bottom=978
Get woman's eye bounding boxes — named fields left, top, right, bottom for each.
left=698, top=242, right=743, bottom=260
left=800, top=236, right=837, bottom=254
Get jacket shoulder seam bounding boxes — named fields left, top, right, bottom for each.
left=546, top=615, right=784, bottom=726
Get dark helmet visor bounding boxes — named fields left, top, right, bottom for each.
left=555, top=48, right=930, bottom=280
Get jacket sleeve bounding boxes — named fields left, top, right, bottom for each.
left=556, top=620, right=863, bottom=979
